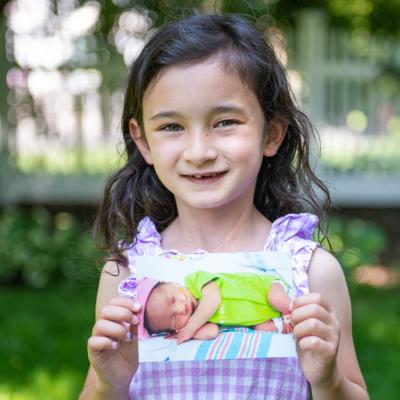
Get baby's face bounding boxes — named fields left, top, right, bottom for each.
left=146, top=283, right=197, bottom=332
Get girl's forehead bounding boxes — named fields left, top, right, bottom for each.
left=142, top=58, right=259, bottom=118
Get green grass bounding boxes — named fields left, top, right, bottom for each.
left=349, top=282, right=400, bottom=399
left=0, top=283, right=97, bottom=400
left=0, top=281, right=399, bottom=399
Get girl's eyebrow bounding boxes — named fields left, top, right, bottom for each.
left=149, top=111, right=183, bottom=121
left=149, top=104, right=247, bottom=121
left=210, top=105, right=246, bottom=116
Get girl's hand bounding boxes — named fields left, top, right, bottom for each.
left=291, top=292, right=341, bottom=388
left=87, top=296, right=140, bottom=393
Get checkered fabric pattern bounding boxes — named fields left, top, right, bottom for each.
left=130, top=358, right=308, bottom=399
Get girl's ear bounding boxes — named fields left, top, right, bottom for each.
left=263, top=118, right=288, bottom=157
left=129, top=118, right=153, bottom=165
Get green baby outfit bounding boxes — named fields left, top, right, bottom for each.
left=184, top=271, right=281, bottom=326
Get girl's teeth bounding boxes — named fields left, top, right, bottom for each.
left=193, top=173, right=218, bottom=178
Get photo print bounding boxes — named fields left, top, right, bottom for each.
left=119, top=251, right=298, bottom=363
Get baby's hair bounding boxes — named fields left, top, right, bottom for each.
left=94, top=12, right=331, bottom=268
left=143, top=282, right=168, bottom=334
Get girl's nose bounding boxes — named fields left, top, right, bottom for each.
left=183, top=130, right=218, bottom=165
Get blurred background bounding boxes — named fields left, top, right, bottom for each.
left=0, top=0, right=399, bottom=399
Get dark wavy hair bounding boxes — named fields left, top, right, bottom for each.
left=94, top=12, right=331, bottom=268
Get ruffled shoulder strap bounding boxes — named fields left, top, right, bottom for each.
left=125, top=217, right=162, bottom=275
left=265, top=213, right=319, bottom=296
left=268, top=213, right=319, bottom=242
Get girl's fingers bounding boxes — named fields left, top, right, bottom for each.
left=297, top=335, right=338, bottom=358
left=292, top=317, right=337, bottom=342
left=109, top=296, right=142, bottom=313
left=99, top=304, right=139, bottom=325
left=89, top=297, right=140, bottom=352
left=292, top=293, right=331, bottom=313
left=92, top=319, right=134, bottom=342
left=291, top=302, right=333, bottom=326
left=88, top=336, right=119, bottom=352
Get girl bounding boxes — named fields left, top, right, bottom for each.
left=80, top=12, right=368, bottom=400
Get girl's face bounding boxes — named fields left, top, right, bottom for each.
left=146, top=283, right=196, bottom=332
left=131, top=57, right=285, bottom=213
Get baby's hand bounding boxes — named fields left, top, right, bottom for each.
left=175, top=324, right=197, bottom=344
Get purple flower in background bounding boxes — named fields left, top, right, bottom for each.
left=119, top=276, right=137, bottom=299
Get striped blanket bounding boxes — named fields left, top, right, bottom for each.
left=139, top=330, right=297, bottom=362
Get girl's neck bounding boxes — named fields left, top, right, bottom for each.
left=161, top=203, right=271, bottom=253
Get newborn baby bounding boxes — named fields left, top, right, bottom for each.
left=134, top=271, right=293, bottom=344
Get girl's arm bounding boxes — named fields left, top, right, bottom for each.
left=176, top=281, right=221, bottom=344
left=291, top=247, right=369, bottom=400
left=80, top=261, right=139, bottom=400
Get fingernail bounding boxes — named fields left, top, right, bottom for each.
left=131, top=315, right=139, bottom=325
left=111, top=341, right=119, bottom=349
left=126, top=331, right=137, bottom=341
left=133, top=302, right=141, bottom=310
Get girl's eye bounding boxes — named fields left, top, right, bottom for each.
left=215, top=119, right=238, bottom=128
left=160, top=123, right=183, bottom=132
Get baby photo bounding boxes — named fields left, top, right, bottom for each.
left=119, top=252, right=298, bottom=362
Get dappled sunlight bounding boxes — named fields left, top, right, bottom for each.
left=4, top=0, right=147, bottom=174
left=0, top=369, right=81, bottom=400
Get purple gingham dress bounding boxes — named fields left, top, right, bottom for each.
left=126, top=213, right=318, bottom=399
